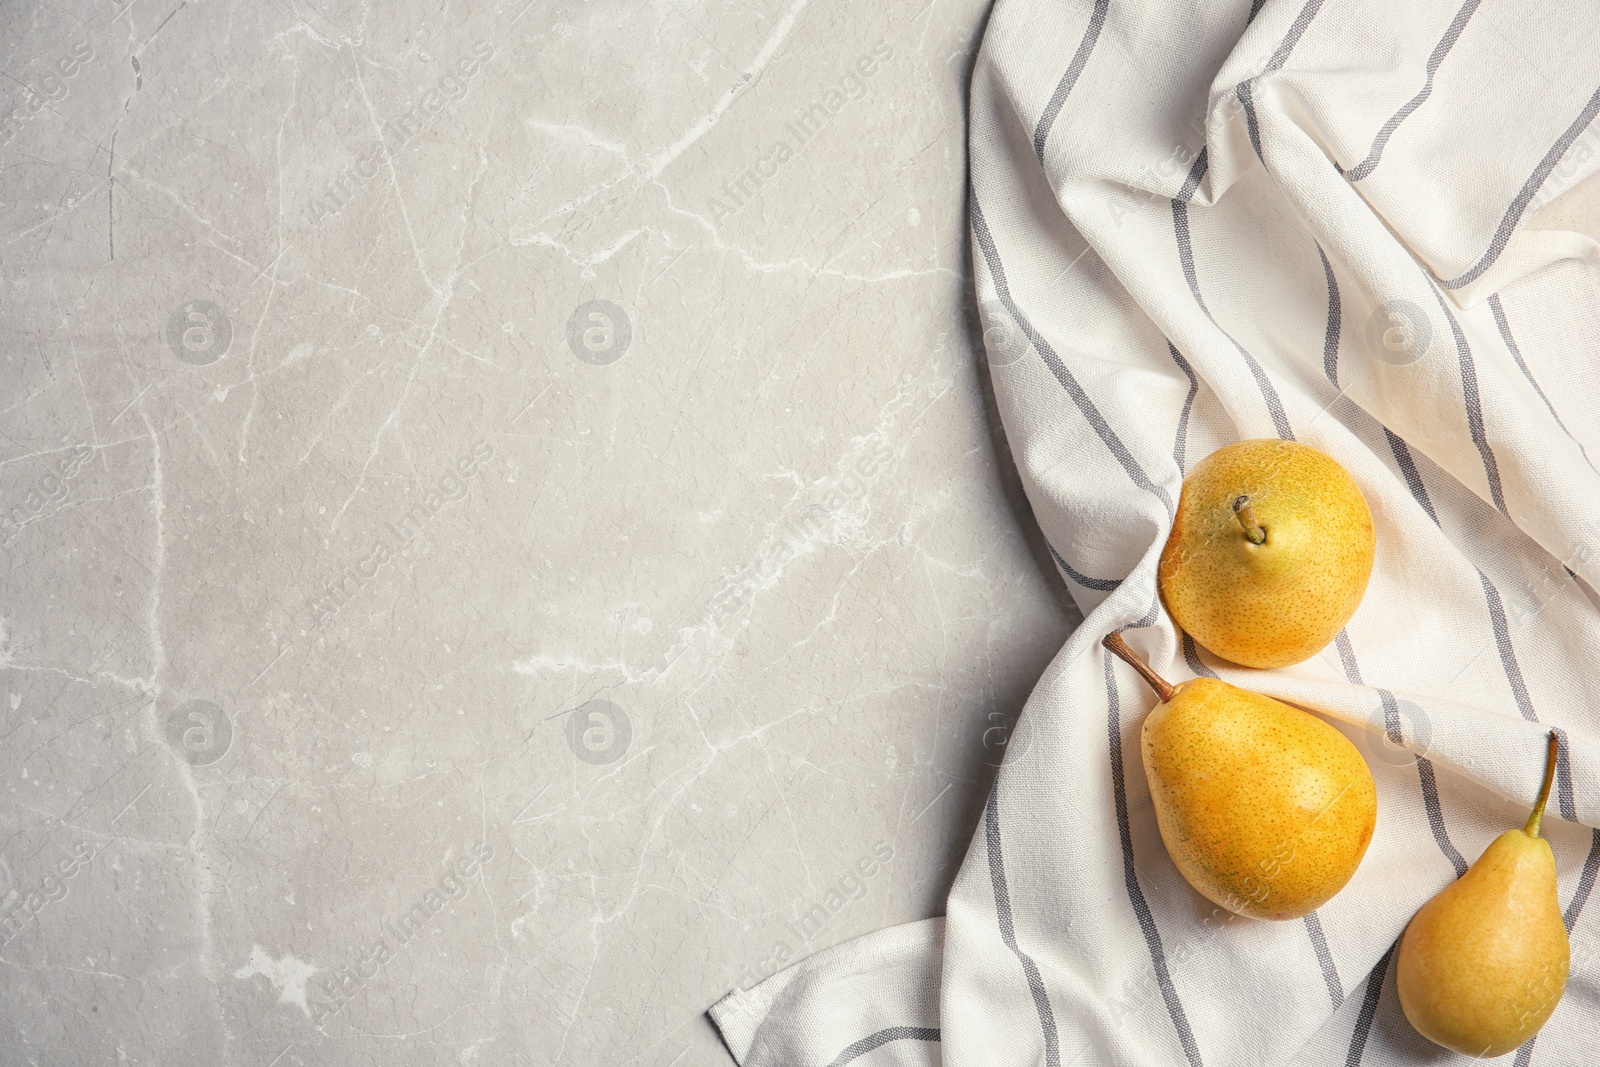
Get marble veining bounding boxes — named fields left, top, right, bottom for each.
left=0, top=1, right=1077, bottom=1063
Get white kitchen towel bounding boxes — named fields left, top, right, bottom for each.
left=708, top=0, right=1600, bottom=1064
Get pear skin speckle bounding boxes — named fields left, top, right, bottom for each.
left=1159, top=439, right=1375, bottom=669
left=1140, top=678, right=1378, bottom=920
left=1397, top=735, right=1571, bottom=1059
left=1396, top=831, right=1569, bottom=1057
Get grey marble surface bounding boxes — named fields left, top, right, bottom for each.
left=0, top=1, right=1081, bottom=1063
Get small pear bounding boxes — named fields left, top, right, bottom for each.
left=1397, top=732, right=1570, bottom=1058
left=1104, top=633, right=1378, bottom=920
left=1159, top=439, right=1375, bottom=669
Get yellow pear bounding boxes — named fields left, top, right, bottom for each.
left=1159, top=439, right=1375, bottom=669
left=1104, top=633, right=1377, bottom=920
left=1397, top=732, right=1570, bottom=1058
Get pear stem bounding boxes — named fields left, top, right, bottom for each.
left=1102, top=632, right=1175, bottom=703
left=1523, top=731, right=1560, bottom=839
left=1232, top=496, right=1267, bottom=545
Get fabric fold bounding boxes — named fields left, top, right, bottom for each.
left=709, top=0, right=1600, bottom=1062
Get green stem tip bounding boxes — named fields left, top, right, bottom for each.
left=1232, top=495, right=1267, bottom=545
left=1524, top=730, right=1560, bottom=839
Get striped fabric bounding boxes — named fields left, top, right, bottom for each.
left=708, top=0, right=1600, bottom=1063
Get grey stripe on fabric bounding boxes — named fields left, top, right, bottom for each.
left=1333, top=630, right=1361, bottom=683
left=1388, top=422, right=1548, bottom=812
left=1237, top=80, right=1264, bottom=163
left=1377, top=687, right=1469, bottom=876
left=970, top=194, right=1176, bottom=516
left=1488, top=294, right=1567, bottom=433
left=1236, top=0, right=1330, bottom=162
left=1477, top=571, right=1538, bottom=722
left=1489, top=293, right=1597, bottom=471
left=1414, top=764, right=1470, bottom=878
left=1444, top=83, right=1600, bottom=289
left=1227, top=86, right=1345, bottom=411
left=1318, top=245, right=1342, bottom=384
left=1303, top=911, right=1345, bottom=1006
left=1564, top=829, right=1600, bottom=932
left=1426, top=283, right=1509, bottom=517
left=1341, top=0, right=1484, bottom=181
left=1383, top=430, right=1440, bottom=524
left=1176, top=147, right=1208, bottom=203
left=1337, top=633, right=1469, bottom=876
left=1386, top=401, right=1541, bottom=732
left=1378, top=433, right=1559, bottom=871
left=1520, top=826, right=1600, bottom=1067
left=1170, top=150, right=1296, bottom=441
left=1180, top=632, right=1218, bottom=679
left=1344, top=941, right=1397, bottom=1066
left=984, top=786, right=1063, bottom=1067
left=1046, top=541, right=1122, bottom=592
left=1554, top=727, right=1578, bottom=822
left=1168, top=342, right=1201, bottom=473
left=1335, top=633, right=1367, bottom=688
left=1265, top=0, right=1330, bottom=73
left=1033, top=0, right=1110, bottom=162
left=1104, top=646, right=1204, bottom=1067
left=825, top=1026, right=941, bottom=1067
left=1550, top=728, right=1600, bottom=937
left=1247, top=0, right=1266, bottom=24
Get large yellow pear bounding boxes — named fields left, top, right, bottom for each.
left=1397, top=733, right=1570, bottom=1058
left=1104, top=633, right=1378, bottom=920
left=1159, top=439, right=1375, bottom=669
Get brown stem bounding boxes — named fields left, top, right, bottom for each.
left=1524, top=730, right=1560, bottom=839
left=1232, top=495, right=1267, bottom=545
left=1102, top=632, right=1175, bottom=703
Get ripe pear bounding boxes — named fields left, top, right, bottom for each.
left=1103, top=633, right=1377, bottom=920
left=1397, top=732, right=1570, bottom=1058
left=1159, top=439, right=1375, bottom=669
